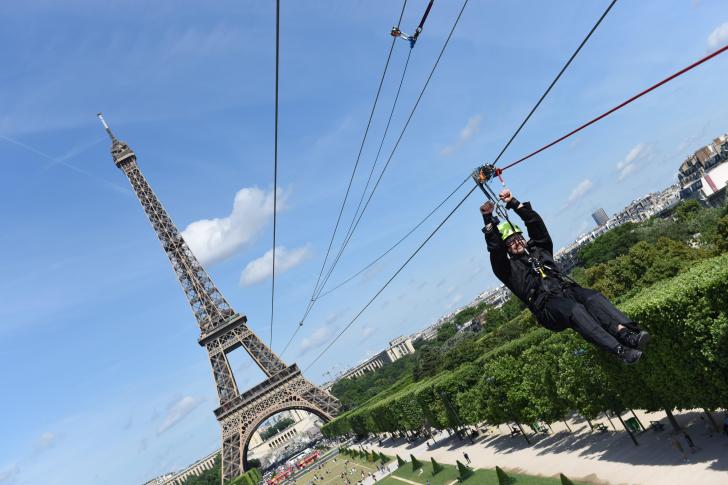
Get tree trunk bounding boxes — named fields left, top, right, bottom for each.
left=629, top=409, right=645, bottom=432
left=604, top=411, right=617, bottom=431
left=704, top=408, right=720, bottom=433
left=585, top=418, right=594, bottom=431
left=515, top=421, right=531, bottom=445
left=664, top=408, right=681, bottom=432
left=562, top=420, right=572, bottom=432
left=615, top=410, right=639, bottom=447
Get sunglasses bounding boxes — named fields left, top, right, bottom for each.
left=505, top=236, right=524, bottom=247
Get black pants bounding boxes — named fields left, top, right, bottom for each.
left=534, top=286, right=636, bottom=355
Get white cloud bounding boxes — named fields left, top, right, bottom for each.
left=182, top=187, right=285, bottom=266
left=299, top=324, right=337, bottom=356
left=361, top=324, right=376, bottom=340
left=0, top=464, right=19, bottom=483
left=707, top=22, right=728, bottom=51
left=440, top=115, right=482, bottom=156
left=157, top=396, right=205, bottom=435
left=33, top=432, right=57, bottom=452
left=565, top=179, right=594, bottom=207
left=616, top=143, right=652, bottom=180
left=239, top=245, right=312, bottom=286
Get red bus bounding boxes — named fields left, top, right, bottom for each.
left=296, top=450, right=321, bottom=469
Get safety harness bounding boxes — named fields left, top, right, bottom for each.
left=472, top=163, right=576, bottom=309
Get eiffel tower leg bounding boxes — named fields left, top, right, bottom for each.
left=222, top=432, right=242, bottom=483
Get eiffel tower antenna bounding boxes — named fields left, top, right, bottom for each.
left=100, top=115, right=339, bottom=483
left=97, top=112, right=116, bottom=141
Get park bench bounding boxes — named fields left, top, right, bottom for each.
left=625, top=417, right=643, bottom=433
left=594, top=423, right=609, bottom=432
left=650, top=421, right=665, bottom=432
left=531, top=422, right=549, bottom=434
left=510, top=426, right=522, bottom=437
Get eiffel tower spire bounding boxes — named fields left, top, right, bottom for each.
left=100, top=114, right=339, bottom=482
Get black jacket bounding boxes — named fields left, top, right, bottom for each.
left=483, top=201, right=565, bottom=307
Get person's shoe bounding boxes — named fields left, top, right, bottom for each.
left=618, top=329, right=651, bottom=350
left=617, top=345, right=642, bottom=365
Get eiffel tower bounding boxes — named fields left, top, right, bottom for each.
left=98, top=115, right=339, bottom=482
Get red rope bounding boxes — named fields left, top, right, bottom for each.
left=500, top=44, right=728, bottom=172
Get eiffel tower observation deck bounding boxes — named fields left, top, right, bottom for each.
left=98, top=114, right=339, bottom=483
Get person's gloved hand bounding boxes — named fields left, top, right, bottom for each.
left=499, top=188, right=520, bottom=210
left=480, top=201, right=495, bottom=215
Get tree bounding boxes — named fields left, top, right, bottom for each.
left=456, top=460, right=473, bottom=481
left=560, top=473, right=576, bottom=485
left=260, top=417, right=295, bottom=440
left=396, top=455, right=406, bottom=468
left=495, top=466, right=511, bottom=485
left=431, top=457, right=443, bottom=474
left=578, top=222, right=639, bottom=267
left=410, top=454, right=422, bottom=471
left=716, top=214, right=728, bottom=252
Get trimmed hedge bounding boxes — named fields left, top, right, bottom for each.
left=322, top=254, right=728, bottom=437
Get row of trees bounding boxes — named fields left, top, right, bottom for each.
left=323, top=199, right=728, bottom=441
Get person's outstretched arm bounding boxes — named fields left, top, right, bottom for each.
left=499, top=189, right=553, bottom=254
left=481, top=201, right=511, bottom=284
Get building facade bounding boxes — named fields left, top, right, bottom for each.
left=591, top=208, right=609, bottom=227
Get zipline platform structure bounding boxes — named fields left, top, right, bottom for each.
left=99, top=115, right=339, bottom=483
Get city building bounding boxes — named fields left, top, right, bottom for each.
left=678, top=133, right=728, bottom=199
left=591, top=208, right=609, bottom=227
left=331, top=336, right=416, bottom=382
left=159, top=449, right=219, bottom=485
left=700, top=160, right=728, bottom=206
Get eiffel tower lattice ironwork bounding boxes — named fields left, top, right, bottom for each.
left=98, top=114, right=339, bottom=483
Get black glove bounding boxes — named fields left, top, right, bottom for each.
left=505, top=197, right=520, bottom=210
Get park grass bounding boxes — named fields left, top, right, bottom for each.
left=389, top=461, right=460, bottom=484
left=377, top=462, right=586, bottom=484
left=292, top=453, right=379, bottom=485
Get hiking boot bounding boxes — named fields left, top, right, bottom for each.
left=617, top=345, right=642, bottom=365
left=618, top=329, right=651, bottom=350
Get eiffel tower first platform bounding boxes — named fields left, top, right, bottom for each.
left=98, top=115, right=339, bottom=482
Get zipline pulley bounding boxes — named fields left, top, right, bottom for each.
left=390, top=0, right=435, bottom=49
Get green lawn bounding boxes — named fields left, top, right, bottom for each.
left=376, top=462, right=585, bottom=484
left=292, top=453, right=383, bottom=485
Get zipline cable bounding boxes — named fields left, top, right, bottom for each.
left=317, top=176, right=470, bottom=299
left=310, top=0, right=470, bottom=305
left=282, top=0, right=410, bottom=356
left=499, top=43, right=728, bottom=173
left=308, top=0, right=616, bottom=302
left=269, top=0, right=280, bottom=348
left=303, top=41, right=728, bottom=370
left=490, top=0, right=618, bottom=167
left=304, top=184, right=478, bottom=372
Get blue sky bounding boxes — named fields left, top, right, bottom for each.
left=1, top=1, right=727, bottom=483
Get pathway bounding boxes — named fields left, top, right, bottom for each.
left=360, top=409, right=728, bottom=485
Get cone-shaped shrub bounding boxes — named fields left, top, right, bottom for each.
left=367, top=451, right=376, bottom=462
left=456, top=460, right=473, bottom=480
left=396, top=455, right=406, bottom=468
left=560, top=473, right=576, bottom=485
left=379, top=452, right=389, bottom=463
left=496, top=466, right=511, bottom=485
left=430, top=457, right=443, bottom=474
left=410, top=454, right=422, bottom=471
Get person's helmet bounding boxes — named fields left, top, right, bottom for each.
left=497, top=221, right=523, bottom=241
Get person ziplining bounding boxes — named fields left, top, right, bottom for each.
left=479, top=188, right=650, bottom=364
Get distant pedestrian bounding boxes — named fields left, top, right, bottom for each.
left=723, top=414, right=728, bottom=436
left=463, top=452, right=471, bottom=464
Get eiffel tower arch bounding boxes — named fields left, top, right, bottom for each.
left=98, top=115, right=339, bottom=483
